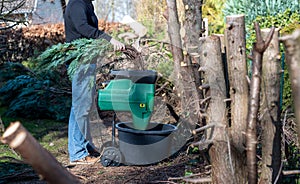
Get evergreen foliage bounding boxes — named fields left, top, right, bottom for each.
left=223, top=0, right=300, bottom=111
left=247, top=10, right=300, bottom=111
left=0, top=38, right=112, bottom=121
left=36, top=38, right=111, bottom=80
left=223, top=0, right=300, bottom=25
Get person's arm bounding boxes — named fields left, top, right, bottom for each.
left=68, top=2, right=124, bottom=50
left=68, top=2, right=111, bottom=41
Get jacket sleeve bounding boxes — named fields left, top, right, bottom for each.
left=68, top=2, right=112, bottom=41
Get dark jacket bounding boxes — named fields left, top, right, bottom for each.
left=64, top=0, right=112, bottom=43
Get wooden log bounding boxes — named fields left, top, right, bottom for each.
left=199, top=35, right=236, bottom=184
left=280, top=29, right=300, bottom=146
left=259, top=28, right=282, bottom=184
left=1, top=121, right=79, bottom=184
left=225, top=14, right=249, bottom=153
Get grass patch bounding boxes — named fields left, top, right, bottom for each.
left=0, top=106, right=69, bottom=162
left=0, top=106, right=69, bottom=183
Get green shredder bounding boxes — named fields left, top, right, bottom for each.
left=98, top=70, right=157, bottom=130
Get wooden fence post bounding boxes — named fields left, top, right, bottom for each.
left=281, top=29, right=300, bottom=146
left=260, top=28, right=282, bottom=184
left=199, top=35, right=233, bottom=183
left=225, top=15, right=249, bottom=153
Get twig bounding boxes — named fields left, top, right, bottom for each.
left=225, top=128, right=236, bottom=183
left=191, top=140, right=213, bottom=148
left=48, top=87, right=72, bottom=95
left=199, top=84, right=210, bottom=90
left=169, top=174, right=212, bottom=183
left=168, top=173, right=204, bottom=180
left=200, top=96, right=211, bottom=105
left=182, top=177, right=212, bottom=183
left=193, top=123, right=216, bottom=134
left=282, top=170, right=300, bottom=175
left=149, top=181, right=177, bottom=184
left=155, top=82, right=170, bottom=94
left=141, top=38, right=171, bottom=46
left=274, top=161, right=283, bottom=184
left=274, top=111, right=288, bottom=184
left=74, top=175, right=88, bottom=181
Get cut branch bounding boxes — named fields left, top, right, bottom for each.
left=282, top=170, right=300, bottom=175
left=246, top=23, right=275, bottom=184
left=1, top=122, right=79, bottom=184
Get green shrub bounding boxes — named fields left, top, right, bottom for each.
left=0, top=39, right=111, bottom=121
left=223, top=0, right=300, bottom=26
left=246, top=10, right=300, bottom=110
left=202, top=0, right=226, bottom=34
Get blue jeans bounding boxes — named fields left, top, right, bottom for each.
left=68, top=64, right=96, bottom=162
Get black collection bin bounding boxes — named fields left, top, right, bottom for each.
left=115, top=122, right=177, bottom=165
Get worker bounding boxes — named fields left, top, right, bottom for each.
left=64, top=0, right=125, bottom=165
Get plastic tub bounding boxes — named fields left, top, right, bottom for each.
left=116, top=122, right=177, bottom=165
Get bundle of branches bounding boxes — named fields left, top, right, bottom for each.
left=35, top=38, right=111, bottom=79
left=0, top=38, right=112, bottom=121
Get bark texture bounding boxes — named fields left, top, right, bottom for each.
left=246, top=23, right=275, bottom=184
left=200, top=35, right=232, bottom=184
left=182, top=0, right=203, bottom=60
left=1, top=121, right=79, bottom=184
left=259, top=28, right=282, bottom=184
left=181, top=0, right=204, bottom=105
left=281, top=29, right=300, bottom=146
left=225, top=15, right=249, bottom=153
left=166, top=0, right=201, bottom=148
left=200, top=34, right=247, bottom=184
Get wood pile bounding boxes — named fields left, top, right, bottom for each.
left=0, top=20, right=126, bottom=63
left=0, top=23, right=65, bottom=63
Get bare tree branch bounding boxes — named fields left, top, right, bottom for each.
left=246, top=23, right=275, bottom=184
left=0, top=0, right=27, bottom=29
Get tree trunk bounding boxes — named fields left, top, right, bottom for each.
left=259, top=28, right=282, bottom=184
left=181, top=0, right=203, bottom=57
left=181, top=0, right=204, bottom=102
left=199, top=35, right=234, bottom=184
left=224, top=15, right=248, bottom=184
left=165, top=0, right=183, bottom=73
left=225, top=15, right=249, bottom=153
left=281, top=29, right=300, bottom=146
left=246, top=23, right=275, bottom=184
left=166, top=0, right=201, bottom=149
left=1, top=122, right=80, bottom=184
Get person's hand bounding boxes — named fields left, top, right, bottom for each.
left=110, top=38, right=125, bottom=51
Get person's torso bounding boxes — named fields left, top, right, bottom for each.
left=64, top=0, right=98, bottom=42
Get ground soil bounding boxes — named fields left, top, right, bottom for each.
left=67, top=151, right=209, bottom=184
left=0, top=112, right=210, bottom=184
left=0, top=145, right=210, bottom=184
left=66, top=113, right=210, bottom=184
